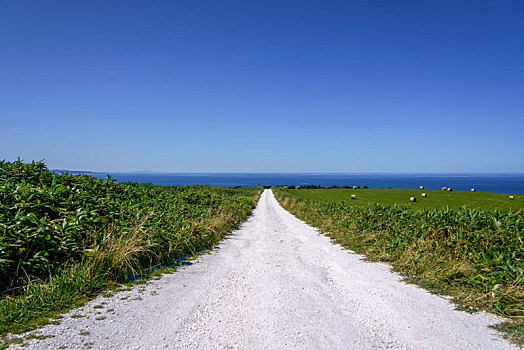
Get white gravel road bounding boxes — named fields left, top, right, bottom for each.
left=11, top=189, right=515, bottom=349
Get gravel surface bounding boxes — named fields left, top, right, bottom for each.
left=9, top=189, right=515, bottom=349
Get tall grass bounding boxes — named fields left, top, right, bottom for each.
left=274, top=187, right=524, bottom=345
left=0, top=160, right=261, bottom=337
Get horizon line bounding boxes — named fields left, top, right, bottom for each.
left=51, top=169, right=524, bottom=175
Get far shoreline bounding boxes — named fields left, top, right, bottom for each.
left=51, top=170, right=524, bottom=194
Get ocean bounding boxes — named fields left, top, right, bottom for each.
left=60, top=172, right=524, bottom=194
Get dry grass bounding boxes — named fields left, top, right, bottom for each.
left=91, top=212, right=156, bottom=278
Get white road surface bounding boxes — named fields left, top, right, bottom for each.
left=12, top=189, right=515, bottom=349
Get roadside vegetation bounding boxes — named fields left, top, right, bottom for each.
left=274, top=187, right=523, bottom=345
left=0, top=160, right=261, bottom=339
left=288, top=188, right=523, bottom=211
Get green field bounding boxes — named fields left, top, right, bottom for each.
left=286, top=188, right=523, bottom=211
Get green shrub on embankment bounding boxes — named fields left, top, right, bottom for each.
left=274, top=188, right=524, bottom=345
left=0, top=160, right=261, bottom=336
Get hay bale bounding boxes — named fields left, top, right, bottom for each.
left=447, top=188, right=453, bottom=192
left=509, top=195, right=514, bottom=200
left=442, top=187, right=447, bottom=190
left=350, top=194, right=356, bottom=199
left=420, top=186, right=424, bottom=189
left=421, top=193, right=427, bottom=198
left=352, top=186, right=357, bottom=189
left=471, top=188, right=475, bottom=192
left=295, top=186, right=300, bottom=190
left=410, top=197, right=416, bottom=202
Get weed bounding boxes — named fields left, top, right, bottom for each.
left=492, top=322, right=524, bottom=347
left=0, top=336, right=23, bottom=349
left=25, top=333, right=54, bottom=340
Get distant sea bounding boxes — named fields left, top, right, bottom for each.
left=54, top=171, right=524, bottom=194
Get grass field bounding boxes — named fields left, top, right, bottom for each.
left=286, top=188, right=523, bottom=211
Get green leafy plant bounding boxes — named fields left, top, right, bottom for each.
left=0, top=159, right=261, bottom=337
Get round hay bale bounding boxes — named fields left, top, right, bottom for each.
left=471, top=188, right=476, bottom=192
left=447, top=188, right=453, bottom=192
left=421, top=193, right=427, bottom=198
left=410, top=197, right=416, bottom=202
left=442, top=187, right=447, bottom=190
left=509, top=195, right=514, bottom=200
left=420, top=186, right=424, bottom=189
left=352, top=186, right=357, bottom=189
left=350, top=194, right=356, bottom=199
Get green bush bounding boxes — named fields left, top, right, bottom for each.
left=0, top=159, right=260, bottom=293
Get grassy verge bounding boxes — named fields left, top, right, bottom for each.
left=0, top=160, right=262, bottom=340
left=274, top=187, right=523, bottom=346
left=287, top=188, right=523, bottom=211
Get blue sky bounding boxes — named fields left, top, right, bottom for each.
left=1, top=1, right=523, bottom=172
